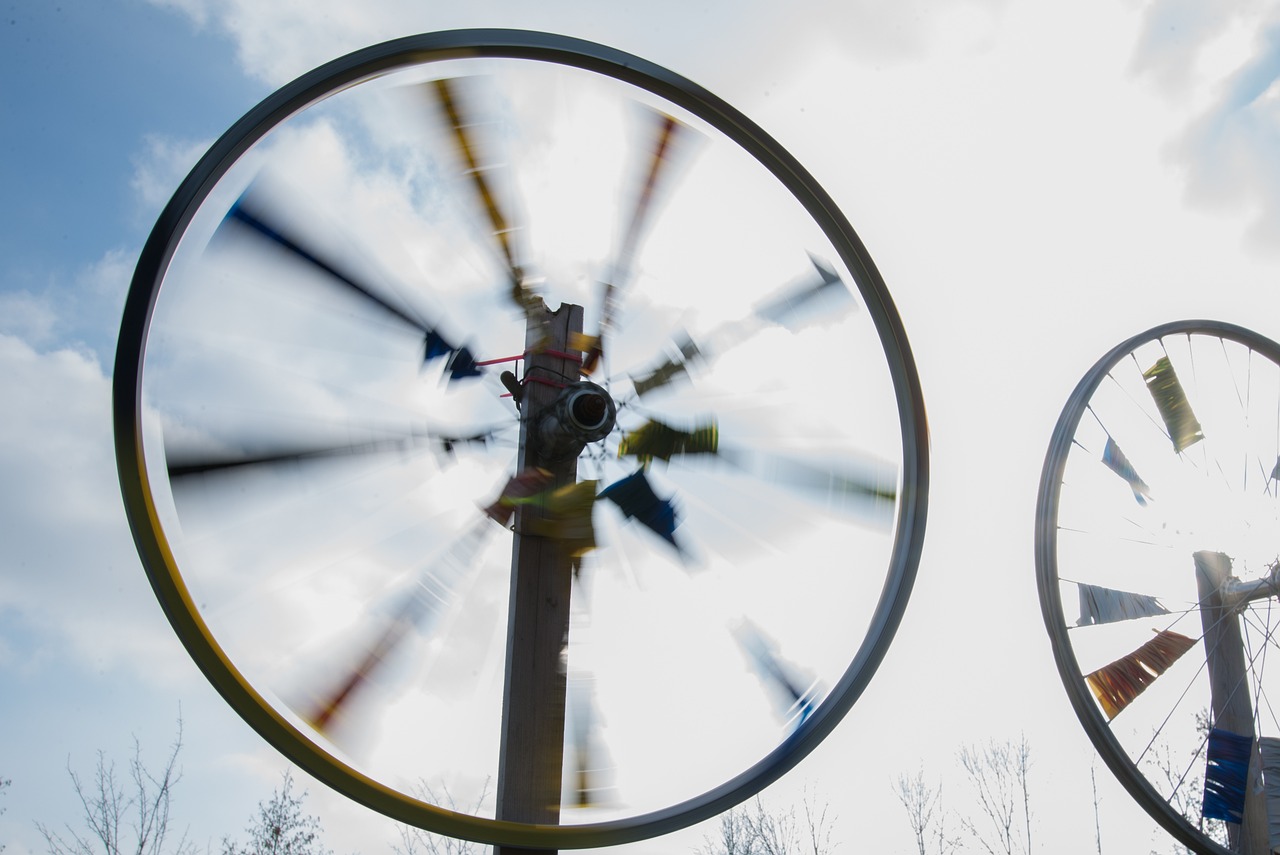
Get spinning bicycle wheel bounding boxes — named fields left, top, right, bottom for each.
left=115, top=30, right=928, bottom=849
left=1037, top=320, right=1280, bottom=855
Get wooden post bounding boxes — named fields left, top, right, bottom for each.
left=1195, top=550, right=1270, bottom=855
left=495, top=303, right=582, bottom=854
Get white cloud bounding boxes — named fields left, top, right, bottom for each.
left=147, top=0, right=1008, bottom=99
left=0, top=248, right=138, bottom=361
left=0, top=291, right=58, bottom=345
left=1172, top=22, right=1280, bottom=252
left=1130, top=0, right=1266, bottom=95
left=79, top=247, right=133, bottom=296
left=131, top=133, right=213, bottom=221
left=0, top=334, right=195, bottom=685
left=1131, top=2, right=1280, bottom=254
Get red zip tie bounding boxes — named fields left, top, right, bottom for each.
left=475, top=354, right=524, bottom=367
left=476, top=349, right=583, bottom=367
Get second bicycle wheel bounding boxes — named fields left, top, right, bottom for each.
left=1038, top=320, right=1280, bottom=855
left=115, top=30, right=929, bottom=849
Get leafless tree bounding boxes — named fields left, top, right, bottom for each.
left=894, top=767, right=959, bottom=855
left=1141, top=714, right=1228, bottom=855
left=698, top=790, right=837, bottom=855
left=1090, top=760, right=1102, bottom=855
left=2, top=775, right=11, bottom=853
left=1142, top=741, right=1201, bottom=855
left=222, top=770, right=330, bottom=855
left=37, top=722, right=196, bottom=855
left=698, top=800, right=759, bottom=855
left=750, top=797, right=798, bottom=855
left=392, top=782, right=491, bottom=855
left=957, top=734, right=1033, bottom=855
left=797, top=789, right=836, bottom=855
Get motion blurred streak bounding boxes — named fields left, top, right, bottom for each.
left=277, top=467, right=576, bottom=741
left=1143, top=355, right=1204, bottom=453
left=584, top=109, right=691, bottom=375
left=520, top=479, right=600, bottom=560
left=731, top=619, right=819, bottom=731
left=750, top=252, right=848, bottom=329
left=622, top=254, right=852, bottom=398
left=617, top=419, right=719, bottom=462
left=714, top=446, right=897, bottom=527
left=616, top=420, right=895, bottom=528
left=166, top=428, right=494, bottom=480
left=628, top=336, right=701, bottom=398
left=424, top=76, right=541, bottom=315
left=219, top=184, right=483, bottom=381
left=702, top=253, right=854, bottom=352
left=1083, top=629, right=1197, bottom=720
left=293, top=518, right=494, bottom=737
left=567, top=669, right=617, bottom=809
left=598, top=469, right=679, bottom=548
left=481, top=467, right=555, bottom=525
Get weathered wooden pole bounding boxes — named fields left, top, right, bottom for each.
left=495, top=302, right=584, bottom=855
left=1195, top=550, right=1270, bottom=855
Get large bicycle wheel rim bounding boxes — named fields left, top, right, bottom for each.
left=1037, top=319, right=1280, bottom=855
left=115, top=29, right=929, bottom=849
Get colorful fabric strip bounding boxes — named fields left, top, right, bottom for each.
left=1101, top=437, right=1152, bottom=505
left=1076, top=582, right=1170, bottom=626
left=599, top=469, right=679, bottom=547
left=1084, top=630, right=1196, bottom=719
left=482, top=468, right=555, bottom=525
left=1258, top=737, right=1280, bottom=848
left=523, top=480, right=600, bottom=558
left=630, top=337, right=701, bottom=397
left=1202, top=727, right=1253, bottom=824
left=1142, top=356, right=1204, bottom=453
left=618, top=419, right=718, bottom=462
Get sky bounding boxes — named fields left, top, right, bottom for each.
left=4, top=1, right=1280, bottom=854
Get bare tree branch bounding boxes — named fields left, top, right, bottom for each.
left=698, top=803, right=760, bottom=855
left=1, top=776, right=10, bottom=854
left=697, top=790, right=838, bottom=855
left=1142, top=715, right=1230, bottom=855
left=391, top=781, right=491, bottom=855
left=894, top=766, right=958, bottom=855
left=799, top=787, right=836, bottom=855
left=222, top=770, right=330, bottom=855
left=749, top=797, right=797, bottom=855
left=37, top=720, right=194, bottom=855
left=1090, top=760, right=1102, bottom=855
left=957, top=734, right=1033, bottom=855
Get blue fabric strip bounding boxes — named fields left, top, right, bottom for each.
left=1203, top=727, right=1253, bottom=824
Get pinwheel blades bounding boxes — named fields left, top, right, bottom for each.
left=119, top=32, right=929, bottom=845
left=425, top=76, right=541, bottom=315
left=583, top=108, right=690, bottom=375
left=289, top=520, right=494, bottom=742
left=217, top=182, right=483, bottom=382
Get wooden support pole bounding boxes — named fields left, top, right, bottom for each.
left=495, top=303, right=583, bottom=855
left=1195, top=550, right=1270, bottom=855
